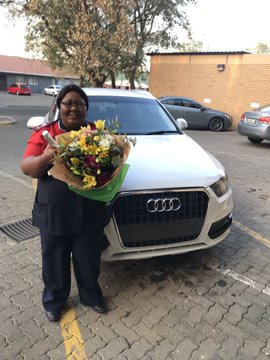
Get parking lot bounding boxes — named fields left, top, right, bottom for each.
left=0, top=92, right=270, bottom=360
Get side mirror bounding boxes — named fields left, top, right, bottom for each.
left=201, top=105, right=206, bottom=111
left=176, top=118, right=188, bottom=130
left=27, top=116, right=46, bottom=129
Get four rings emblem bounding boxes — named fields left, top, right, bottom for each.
left=146, top=197, right=181, bottom=213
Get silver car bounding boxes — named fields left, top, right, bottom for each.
left=159, top=96, right=233, bottom=131
left=27, top=88, right=233, bottom=261
left=237, top=104, right=270, bottom=143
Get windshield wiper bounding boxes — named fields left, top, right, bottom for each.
left=143, top=130, right=178, bottom=135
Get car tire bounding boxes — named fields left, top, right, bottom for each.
left=247, top=136, right=263, bottom=144
left=208, top=117, right=224, bottom=131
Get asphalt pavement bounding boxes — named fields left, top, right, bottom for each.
left=0, top=93, right=270, bottom=360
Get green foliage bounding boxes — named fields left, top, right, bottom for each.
left=253, top=42, right=270, bottom=54
left=2, top=0, right=196, bottom=87
left=178, top=40, right=203, bottom=52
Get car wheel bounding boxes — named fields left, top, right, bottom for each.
left=208, top=117, right=224, bottom=131
left=247, top=136, right=263, bottom=144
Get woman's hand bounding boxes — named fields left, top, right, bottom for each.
left=20, top=144, right=57, bottom=178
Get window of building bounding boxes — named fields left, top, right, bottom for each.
left=16, top=76, right=27, bottom=83
left=28, top=77, right=38, bottom=85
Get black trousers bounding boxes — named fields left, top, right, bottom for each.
left=40, top=228, right=104, bottom=312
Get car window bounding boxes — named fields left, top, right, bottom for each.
left=181, top=99, right=201, bottom=109
left=165, top=98, right=181, bottom=106
left=258, top=105, right=270, bottom=112
left=10, top=84, right=16, bottom=88
left=21, top=85, right=28, bottom=89
left=86, top=96, right=178, bottom=134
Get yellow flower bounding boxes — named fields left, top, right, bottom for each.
left=83, top=175, right=97, bottom=188
left=88, top=144, right=100, bottom=155
left=99, top=150, right=109, bottom=158
left=70, top=157, right=80, bottom=166
left=94, top=120, right=105, bottom=130
left=79, top=136, right=86, bottom=147
left=93, top=135, right=100, bottom=142
left=70, top=130, right=79, bottom=139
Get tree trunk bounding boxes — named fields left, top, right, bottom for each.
left=109, top=70, right=116, bottom=88
left=129, top=69, right=136, bottom=89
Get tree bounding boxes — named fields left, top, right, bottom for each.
left=178, top=40, right=203, bottom=52
left=1, top=0, right=196, bottom=87
left=121, top=0, right=196, bottom=88
left=2, top=0, right=133, bottom=87
left=253, top=42, right=270, bottom=54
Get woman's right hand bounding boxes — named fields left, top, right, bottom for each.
left=21, top=145, right=57, bottom=178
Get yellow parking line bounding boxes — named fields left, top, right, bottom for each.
left=233, top=220, right=270, bottom=249
left=60, top=307, right=87, bottom=359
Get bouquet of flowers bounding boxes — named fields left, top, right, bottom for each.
left=48, top=120, right=135, bottom=202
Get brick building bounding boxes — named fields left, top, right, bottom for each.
left=148, top=51, right=270, bottom=127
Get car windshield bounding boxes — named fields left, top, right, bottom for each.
left=86, top=96, right=179, bottom=135
left=21, top=85, right=28, bottom=89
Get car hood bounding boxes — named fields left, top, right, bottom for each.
left=120, top=134, right=225, bottom=191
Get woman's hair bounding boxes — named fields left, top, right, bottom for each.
left=56, top=84, right=89, bottom=110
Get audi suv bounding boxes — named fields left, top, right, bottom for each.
left=26, top=88, right=233, bottom=261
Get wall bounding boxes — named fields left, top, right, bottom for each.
left=149, top=53, right=270, bottom=127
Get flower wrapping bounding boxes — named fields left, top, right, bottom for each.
left=48, top=121, right=132, bottom=202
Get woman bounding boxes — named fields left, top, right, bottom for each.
left=21, top=84, right=112, bottom=322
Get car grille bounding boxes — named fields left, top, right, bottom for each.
left=113, top=190, right=209, bottom=248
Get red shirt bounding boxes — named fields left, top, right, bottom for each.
left=23, top=121, right=66, bottom=158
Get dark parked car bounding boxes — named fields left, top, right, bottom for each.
left=6, top=82, right=31, bottom=96
left=159, top=96, right=232, bottom=131
left=237, top=104, right=270, bottom=143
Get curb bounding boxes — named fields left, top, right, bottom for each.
left=0, top=116, right=16, bottom=125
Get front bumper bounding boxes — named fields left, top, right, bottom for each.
left=101, top=186, right=233, bottom=262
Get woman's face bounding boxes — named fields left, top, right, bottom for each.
left=59, top=91, right=87, bottom=131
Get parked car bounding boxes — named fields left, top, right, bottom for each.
left=42, top=85, right=62, bottom=96
left=27, top=88, right=233, bottom=262
left=6, top=82, right=31, bottom=96
left=159, top=96, right=232, bottom=131
left=237, top=104, right=270, bottom=143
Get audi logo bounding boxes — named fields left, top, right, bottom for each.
left=146, top=197, right=181, bottom=213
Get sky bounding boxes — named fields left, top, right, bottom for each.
left=0, top=0, right=270, bottom=58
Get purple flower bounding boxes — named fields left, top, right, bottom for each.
left=83, top=156, right=100, bottom=170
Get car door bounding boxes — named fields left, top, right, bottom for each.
left=47, top=86, right=54, bottom=95
left=180, top=99, right=209, bottom=129
left=9, top=84, right=17, bottom=94
left=161, top=98, right=184, bottom=119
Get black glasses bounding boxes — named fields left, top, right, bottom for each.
left=61, top=100, right=86, bottom=109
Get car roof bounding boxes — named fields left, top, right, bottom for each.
left=82, top=87, right=155, bottom=99
left=159, top=95, right=199, bottom=102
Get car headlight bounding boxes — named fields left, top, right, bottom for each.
left=210, top=175, right=230, bottom=197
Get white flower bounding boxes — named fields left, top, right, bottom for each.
left=99, top=134, right=113, bottom=149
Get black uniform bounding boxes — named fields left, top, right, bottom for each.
left=33, top=172, right=112, bottom=312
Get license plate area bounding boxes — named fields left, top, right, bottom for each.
left=245, top=118, right=257, bottom=124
